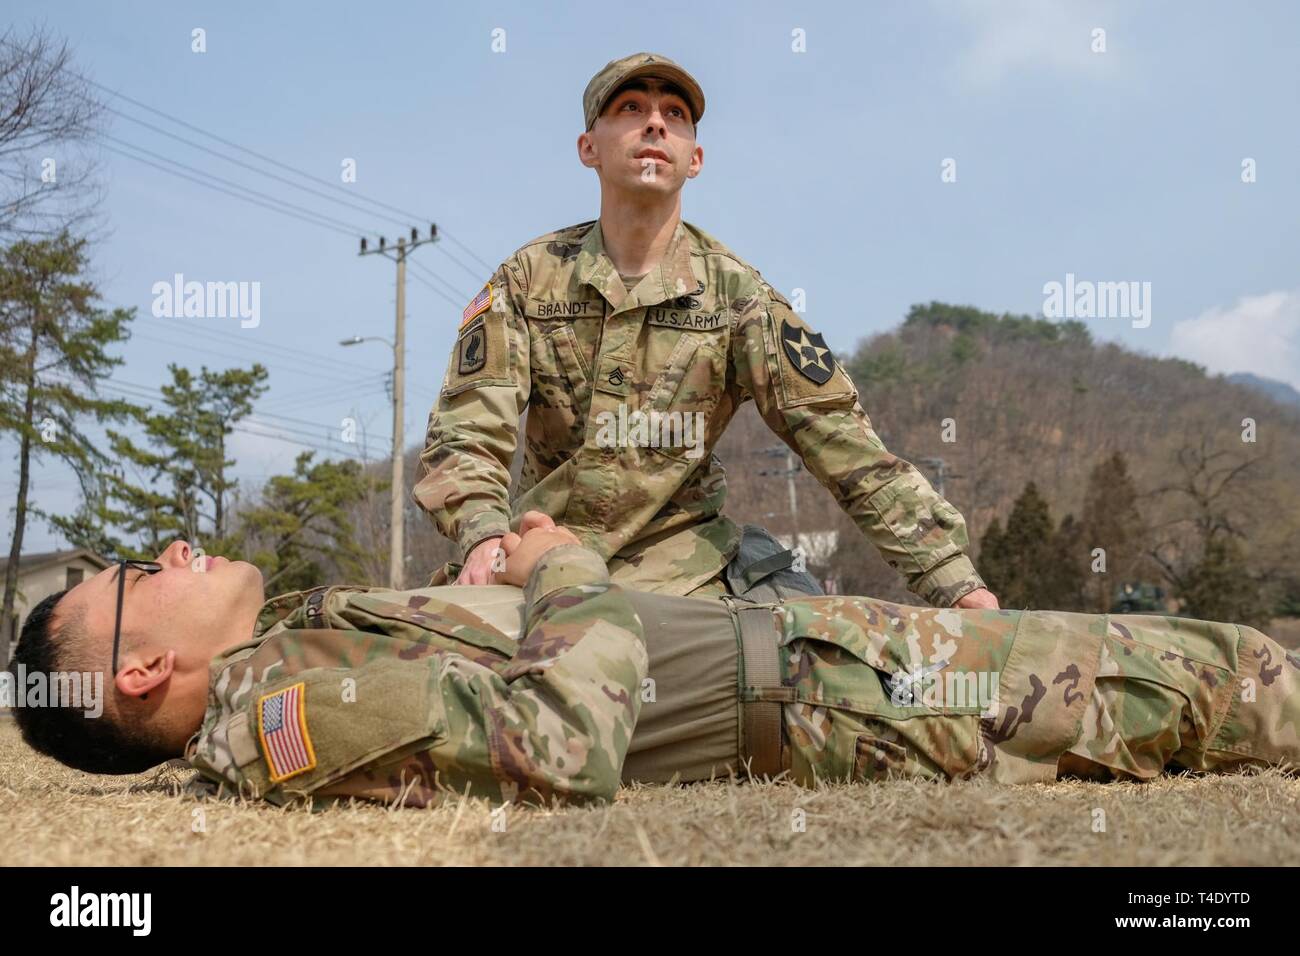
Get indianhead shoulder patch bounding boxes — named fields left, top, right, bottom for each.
left=257, top=682, right=317, bottom=783
left=458, top=317, right=488, bottom=374
left=780, top=319, right=836, bottom=385
left=461, top=283, right=492, bottom=328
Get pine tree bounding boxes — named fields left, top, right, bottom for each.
left=977, top=517, right=1010, bottom=599
left=73, top=363, right=269, bottom=557
left=1047, top=513, right=1088, bottom=610
left=235, top=452, right=378, bottom=593
left=979, top=482, right=1082, bottom=610
left=1079, top=452, right=1147, bottom=612
left=0, top=233, right=138, bottom=667
left=1180, top=536, right=1265, bottom=628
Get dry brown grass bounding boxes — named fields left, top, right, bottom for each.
left=2, top=722, right=1297, bottom=866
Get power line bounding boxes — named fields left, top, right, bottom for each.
left=253, top=381, right=389, bottom=413
left=129, top=326, right=387, bottom=385
left=406, top=269, right=466, bottom=310
left=100, top=142, right=360, bottom=239
left=104, top=138, right=472, bottom=309
left=104, top=135, right=372, bottom=234
left=59, top=375, right=396, bottom=454
left=408, top=258, right=472, bottom=302
left=439, top=230, right=497, bottom=273
left=4, top=34, right=501, bottom=284
left=135, top=317, right=387, bottom=378
left=49, top=378, right=356, bottom=460
left=96, top=375, right=393, bottom=439
left=105, top=105, right=418, bottom=230
left=433, top=242, right=491, bottom=285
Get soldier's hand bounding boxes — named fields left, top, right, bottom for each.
left=517, top=510, right=558, bottom=535
left=495, top=525, right=581, bottom=587
left=457, top=536, right=505, bottom=585
left=953, top=587, right=1000, bottom=610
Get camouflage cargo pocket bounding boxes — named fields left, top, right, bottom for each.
left=850, top=715, right=982, bottom=781
left=785, top=701, right=983, bottom=784
left=529, top=324, right=591, bottom=450
left=854, top=734, right=910, bottom=780
left=643, top=334, right=726, bottom=461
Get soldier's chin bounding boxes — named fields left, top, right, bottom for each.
left=230, top=559, right=266, bottom=592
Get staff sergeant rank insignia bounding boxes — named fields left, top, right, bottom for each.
left=780, top=319, right=836, bottom=385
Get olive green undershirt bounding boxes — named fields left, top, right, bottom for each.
left=408, top=585, right=742, bottom=784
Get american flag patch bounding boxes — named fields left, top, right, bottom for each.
left=257, top=683, right=317, bottom=783
left=461, top=283, right=492, bottom=327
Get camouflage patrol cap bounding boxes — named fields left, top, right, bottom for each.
left=583, top=52, right=706, bottom=131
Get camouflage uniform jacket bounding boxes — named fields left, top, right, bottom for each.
left=185, top=545, right=646, bottom=808
left=414, top=218, right=985, bottom=605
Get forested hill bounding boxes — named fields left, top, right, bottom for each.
left=714, top=302, right=1300, bottom=617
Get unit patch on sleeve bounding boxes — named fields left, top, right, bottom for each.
left=780, top=319, right=836, bottom=385
left=458, top=317, right=488, bottom=374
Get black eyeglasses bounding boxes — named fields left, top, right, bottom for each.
left=111, top=560, right=163, bottom=676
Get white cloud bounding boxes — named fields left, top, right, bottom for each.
left=1169, top=290, right=1300, bottom=390
left=948, top=0, right=1126, bottom=88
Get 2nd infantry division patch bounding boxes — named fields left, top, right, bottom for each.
left=458, top=318, right=488, bottom=374
left=780, top=319, right=836, bottom=385
left=257, top=682, right=317, bottom=783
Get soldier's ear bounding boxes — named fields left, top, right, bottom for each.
left=686, top=143, right=703, bottom=179
left=115, top=648, right=176, bottom=699
left=577, top=131, right=599, bottom=169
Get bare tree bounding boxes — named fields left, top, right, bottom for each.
left=0, top=25, right=105, bottom=241
left=1144, top=434, right=1270, bottom=622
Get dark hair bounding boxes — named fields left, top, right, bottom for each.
left=604, top=78, right=696, bottom=126
left=10, top=589, right=173, bottom=774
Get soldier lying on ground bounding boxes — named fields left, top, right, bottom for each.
left=10, top=513, right=1298, bottom=808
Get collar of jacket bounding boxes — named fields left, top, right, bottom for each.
left=575, top=219, right=706, bottom=316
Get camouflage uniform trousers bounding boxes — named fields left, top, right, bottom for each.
left=774, top=596, right=1299, bottom=785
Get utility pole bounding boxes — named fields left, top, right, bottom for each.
left=758, top=444, right=803, bottom=553
left=916, top=456, right=961, bottom=499
left=353, top=225, right=437, bottom=589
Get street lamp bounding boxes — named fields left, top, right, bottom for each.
left=340, top=333, right=404, bottom=588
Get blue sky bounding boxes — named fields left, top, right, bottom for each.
left=5, top=0, right=1299, bottom=550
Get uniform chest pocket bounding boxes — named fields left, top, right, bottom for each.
left=529, top=324, right=594, bottom=449
left=642, top=334, right=726, bottom=461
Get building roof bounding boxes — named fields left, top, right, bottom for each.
left=0, top=548, right=112, bottom=576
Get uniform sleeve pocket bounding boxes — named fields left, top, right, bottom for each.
left=241, top=660, right=447, bottom=801
left=442, top=312, right=512, bottom=397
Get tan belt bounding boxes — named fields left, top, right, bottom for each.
left=732, top=602, right=796, bottom=779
